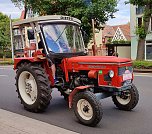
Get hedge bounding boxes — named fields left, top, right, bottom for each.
left=133, top=60, right=152, bottom=69
left=0, top=51, right=12, bottom=58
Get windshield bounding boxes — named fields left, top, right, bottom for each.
left=42, top=23, right=85, bottom=53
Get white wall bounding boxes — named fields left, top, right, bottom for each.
left=115, top=46, right=131, bottom=58
left=130, top=4, right=138, bottom=60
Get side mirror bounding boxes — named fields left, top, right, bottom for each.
left=84, top=48, right=88, bottom=55
left=27, top=29, right=35, bottom=40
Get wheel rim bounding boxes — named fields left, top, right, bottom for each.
left=116, top=90, right=131, bottom=105
left=18, top=71, right=38, bottom=105
left=77, top=99, right=93, bottom=120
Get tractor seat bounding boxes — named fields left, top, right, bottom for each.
left=24, top=43, right=36, bottom=57
left=49, top=51, right=86, bottom=59
left=48, top=52, right=87, bottom=64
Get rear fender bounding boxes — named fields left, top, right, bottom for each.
left=68, top=85, right=93, bottom=108
left=14, top=57, right=41, bottom=70
left=14, top=57, right=54, bottom=86
left=14, top=50, right=46, bottom=70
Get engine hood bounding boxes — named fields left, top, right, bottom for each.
left=66, top=56, right=131, bottom=64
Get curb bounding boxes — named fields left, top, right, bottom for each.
left=0, top=109, right=79, bottom=134
left=134, top=68, right=152, bottom=73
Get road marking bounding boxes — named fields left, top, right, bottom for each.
left=0, top=65, right=13, bottom=69
left=0, top=68, right=13, bottom=70
left=0, top=75, right=8, bottom=77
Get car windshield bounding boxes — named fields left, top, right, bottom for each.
left=42, top=23, right=85, bottom=53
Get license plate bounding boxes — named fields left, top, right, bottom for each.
left=123, top=73, right=132, bottom=81
left=123, top=70, right=132, bottom=81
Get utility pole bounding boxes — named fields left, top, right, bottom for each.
left=84, top=0, right=96, bottom=56
left=92, top=19, right=96, bottom=56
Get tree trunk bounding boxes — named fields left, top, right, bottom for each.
left=136, top=39, right=145, bottom=60
left=24, top=0, right=28, bottom=19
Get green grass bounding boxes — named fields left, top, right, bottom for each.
left=133, top=60, right=152, bottom=69
left=0, top=59, right=14, bottom=65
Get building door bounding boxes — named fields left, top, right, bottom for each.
left=108, top=45, right=114, bottom=56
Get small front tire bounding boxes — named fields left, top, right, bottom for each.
left=112, top=84, right=139, bottom=111
left=73, top=91, right=103, bottom=127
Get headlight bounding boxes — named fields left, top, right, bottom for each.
left=109, top=70, right=114, bottom=78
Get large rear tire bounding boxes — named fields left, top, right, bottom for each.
left=73, top=91, right=103, bottom=126
left=15, top=62, right=52, bottom=112
left=112, top=84, right=139, bottom=111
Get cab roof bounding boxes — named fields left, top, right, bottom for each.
left=12, top=15, right=81, bottom=27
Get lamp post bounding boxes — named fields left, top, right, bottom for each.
left=9, top=15, right=14, bottom=61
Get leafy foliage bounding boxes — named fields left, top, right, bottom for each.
left=0, top=12, right=11, bottom=59
left=11, top=0, right=118, bottom=44
left=133, top=60, right=152, bottom=69
left=107, top=40, right=131, bottom=44
left=135, top=25, right=147, bottom=39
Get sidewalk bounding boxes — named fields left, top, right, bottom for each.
left=0, top=109, right=79, bottom=134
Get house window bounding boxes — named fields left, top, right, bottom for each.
left=145, top=41, right=152, bottom=60
left=136, top=6, right=144, bottom=15
left=151, top=17, right=152, bottom=31
left=137, top=17, right=142, bottom=27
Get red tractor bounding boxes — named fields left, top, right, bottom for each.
left=12, top=15, right=139, bottom=126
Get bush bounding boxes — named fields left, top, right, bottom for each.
left=0, top=52, right=3, bottom=58
left=5, top=51, right=12, bottom=58
left=133, top=60, right=152, bottom=69
left=0, top=51, right=12, bottom=58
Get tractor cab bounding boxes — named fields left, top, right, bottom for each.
left=12, top=15, right=86, bottom=61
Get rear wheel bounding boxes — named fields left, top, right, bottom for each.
left=16, top=62, right=52, bottom=112
left=73, top=91, right=103, bottom=126
left=112, top=84, right=139, bottom=111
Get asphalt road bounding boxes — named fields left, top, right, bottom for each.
left=0, top=66, right=152, bottom=134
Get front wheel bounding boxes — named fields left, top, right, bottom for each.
left=73, top=91, right=103, bottom=126
left=112, top=84, right=139, bottom=111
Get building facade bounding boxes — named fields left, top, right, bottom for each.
left=88, top=24, right=131, bottom=58
left=130, top=5, right=152, bottom=60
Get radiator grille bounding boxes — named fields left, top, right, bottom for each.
left=118, top=66, right=133, bottom=76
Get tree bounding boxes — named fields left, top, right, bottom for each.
left=129, top=0, right=152, bottom=60
left=0, top=12, right=11, bottom=60
left=11, top=0, right=118, bottom=44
